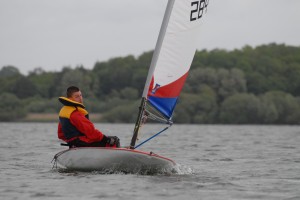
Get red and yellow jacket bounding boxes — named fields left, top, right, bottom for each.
left=57, top=97, right=105, bottom=143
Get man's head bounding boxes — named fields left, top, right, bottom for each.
left=67, top=86, right=83, bottom=103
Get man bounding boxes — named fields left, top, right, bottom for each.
left=57, top=86, right=120, bottom=148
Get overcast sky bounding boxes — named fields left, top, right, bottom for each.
left=1, top=0, right=300, bottom=75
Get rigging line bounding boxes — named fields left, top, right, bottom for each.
left=145, top=110, right=169, bottom=124
left=144, top=103, right=172, bottom=124
left=134, top=125, right=172, bottom=149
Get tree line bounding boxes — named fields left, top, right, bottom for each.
left=1, top=43, right=300, bottom=124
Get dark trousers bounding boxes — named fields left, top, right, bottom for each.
left=68, top=138, right=107, bottom=147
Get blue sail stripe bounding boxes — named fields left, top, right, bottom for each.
left=148, top=96, right=178, bottom=119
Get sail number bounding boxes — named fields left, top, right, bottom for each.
left=190, top=0, right=209, bottom=21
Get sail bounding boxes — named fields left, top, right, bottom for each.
left=142, top=0, right=209, bottom=120
left=130, top=0, right=209, bottom=149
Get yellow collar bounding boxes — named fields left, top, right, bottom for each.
left=58, top=97, right=85, bottom=108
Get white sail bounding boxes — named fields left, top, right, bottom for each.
left=130, top=0, right=209, bottom=148
left=143, top=0, right=209, bottom=118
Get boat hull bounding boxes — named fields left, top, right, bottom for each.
left=54, top=147, right=175, bottom=173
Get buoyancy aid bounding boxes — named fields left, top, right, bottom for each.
left=58, top=97, right=89, bottom=140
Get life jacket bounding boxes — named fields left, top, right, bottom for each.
left=58, top=97, right=89, bottom=140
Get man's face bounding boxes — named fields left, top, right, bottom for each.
left=70, top=91, right=83, bottom=103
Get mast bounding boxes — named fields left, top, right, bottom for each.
left=142, top=0, right=175, bottom=98
left=130, top=0, right=175, bottom=149
left=130, top=97, right=146, bottom=149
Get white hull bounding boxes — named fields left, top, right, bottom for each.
left=54, top=147, right=175, bottom=173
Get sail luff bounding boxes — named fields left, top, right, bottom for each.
left=142, top=0, right=175, bottom=98
left=146, top=0, right=209, bottom=119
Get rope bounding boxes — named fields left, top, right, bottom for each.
left=134, top=125, right=171, bottom=149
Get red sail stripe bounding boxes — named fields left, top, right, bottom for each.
left=148, top=72, right=189, bottom=98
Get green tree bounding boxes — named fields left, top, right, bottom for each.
left=132, top=51, right=152, bottom=93
left=175, top=91, right=217, bottom=123
left=259, top=94, right=279, bottom=124
left=261, top=91, right=300, bottom=124
left=0, top=66, right=20, bottom=77
left=56, top=66, right=93, bottom=98
left=25, top=97, right=60, bottom=113
left=217, top=68, right=247, bottom=101
left=92, top=56, right=137, bottom=97
left=186, top=67, right=218, bottom=93
left=28, top=68, right=57, bottom=98
left=101, top=100, right=138, bottom=123
left=119, top=87, right=139, bottom=100
left=0, top=93, right=26, bottom=121
left=0, top=66, right=23, bottom=95
left=219, top=93, right=262, bottom=124
left=11, top=76, right=37, bottom=99
left=186, top=67, right=247, bottom=102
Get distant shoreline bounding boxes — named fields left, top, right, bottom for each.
left=20, top=113, right=102, bottom=122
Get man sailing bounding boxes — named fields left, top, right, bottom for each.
left=57, top=86, right=120, bottom=148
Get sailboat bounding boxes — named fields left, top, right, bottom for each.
left=53, top=0, right=209, bottom=173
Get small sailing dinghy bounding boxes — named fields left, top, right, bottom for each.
left=53, top=147, right=175, bottom=173
left=53, top=0, right=209, bottom=173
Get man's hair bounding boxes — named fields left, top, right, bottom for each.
left=66, top=86, right=80, bottom=97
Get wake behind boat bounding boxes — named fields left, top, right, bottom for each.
left=53, top=0, right=209, bottom=173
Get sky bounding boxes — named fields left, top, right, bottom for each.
left=1, top=0, right=300, bottom=75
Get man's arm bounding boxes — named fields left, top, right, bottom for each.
left=70, top=111, right=105, bottom=143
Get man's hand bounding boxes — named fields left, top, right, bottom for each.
left=106, top=136, right=120, bottom=147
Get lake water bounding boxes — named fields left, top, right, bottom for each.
left=0, top=123, right=299, bottom=200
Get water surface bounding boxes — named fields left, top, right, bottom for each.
left=0, top=123, right=299, bottom=199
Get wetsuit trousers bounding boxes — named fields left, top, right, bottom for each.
left=68, top=138, right=107, bottom=147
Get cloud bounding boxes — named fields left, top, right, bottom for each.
left=0, top=0, right=299, bottom=74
